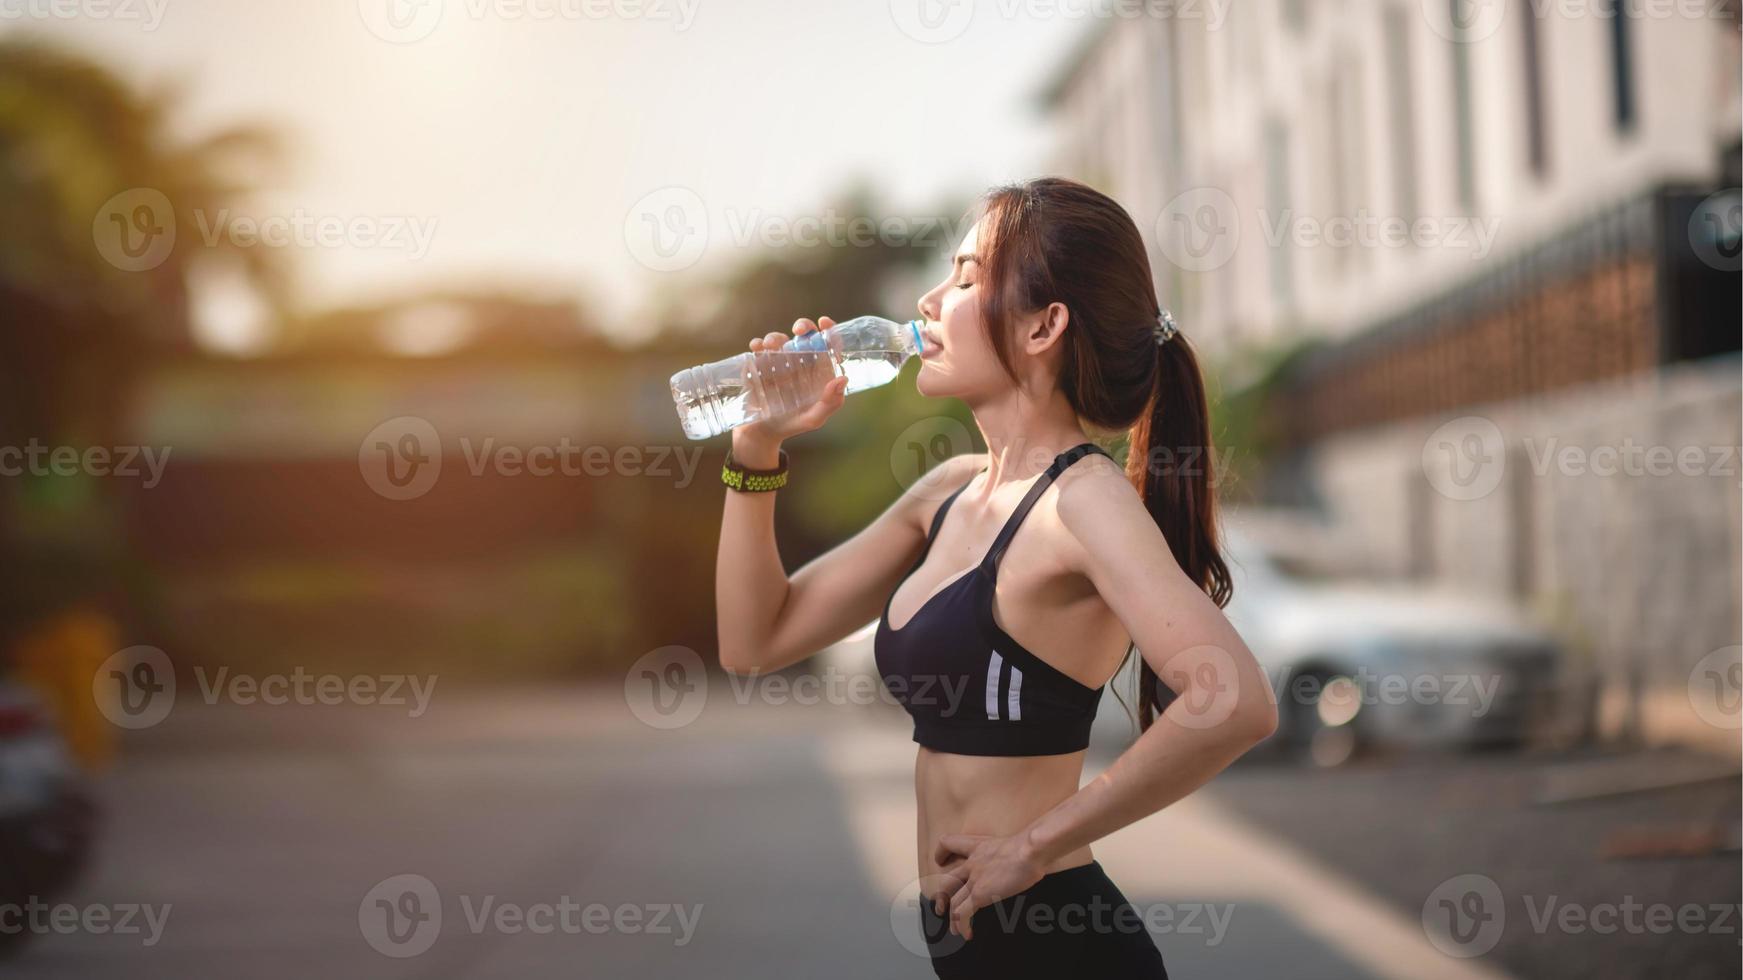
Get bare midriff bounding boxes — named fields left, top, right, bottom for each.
left=914, top=745, right=1095, bottom=884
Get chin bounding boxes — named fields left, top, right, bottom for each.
left=914, top=363, right=953, bottom=399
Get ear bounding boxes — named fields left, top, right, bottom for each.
left=1022, top=302, right=1070, bottom=357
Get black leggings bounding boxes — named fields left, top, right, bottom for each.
left=919, top=860, right=1170, bottom=979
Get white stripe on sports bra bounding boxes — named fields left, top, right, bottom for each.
left=984, top=651, right=1004, bottom=720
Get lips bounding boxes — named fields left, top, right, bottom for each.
left=920, top=330, right=942, bottom=359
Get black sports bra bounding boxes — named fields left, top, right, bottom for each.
left=873, top=443, right=1109, bottom=757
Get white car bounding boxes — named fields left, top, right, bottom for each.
left=1208, top=524, right=1565, bottom=765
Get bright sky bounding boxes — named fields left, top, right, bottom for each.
left=19, top=0, right=1084, bottom=346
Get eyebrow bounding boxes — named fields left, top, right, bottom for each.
left=952, top=253, right=980, bottom=268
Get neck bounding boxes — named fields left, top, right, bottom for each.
left=966, top=383, right=1087, bottom=489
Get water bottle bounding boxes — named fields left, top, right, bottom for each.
left=670, top=315, right=926, bottom=440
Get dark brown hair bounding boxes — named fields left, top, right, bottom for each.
left=974, top=177, right=1231, bottom=732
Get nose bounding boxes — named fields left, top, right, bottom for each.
left=917, top=284, right=941, bottom=324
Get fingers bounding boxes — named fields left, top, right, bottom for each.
left=933, top=834, right=983, bottom=867
left=949, top=886, right=975, bottom=940
left=930, top=863, right=967, bottom=916
left=752, top=315, right=834, bottom=349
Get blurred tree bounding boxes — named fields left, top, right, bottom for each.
left=0, top=38, right=286, bottom=673
left=0, top=37, right=288, bottom=533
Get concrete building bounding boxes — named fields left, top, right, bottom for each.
left=1043, top=0, right=1739, bottom=359
left=1044, top=2, right=1742, bottom=753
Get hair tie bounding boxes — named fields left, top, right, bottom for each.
left=1153, top=308, right=1179, bottom=345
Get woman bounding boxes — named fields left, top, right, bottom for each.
left=715, top=177, right=1278, bottom=978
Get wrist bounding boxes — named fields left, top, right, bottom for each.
left=1019, top=819, right=1064, bottom=867
left=731, top=432, right=783, bottom=469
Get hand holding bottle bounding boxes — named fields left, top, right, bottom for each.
left=671, top=312, right=925, bottom=442
left=731, top=317, right=850, bottom=463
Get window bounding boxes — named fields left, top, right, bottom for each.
left=1607, top=0, right=1637, bottom=133
left=1383, top=5, right=1420, bottom=222
left=1265, top=119, right=1294, bottom=312
left=1448, top=0, right=1478, bottom=210
left=1520, top=2, right=1549, bottom=176
left=1284, top=0, right=1309, bottom=35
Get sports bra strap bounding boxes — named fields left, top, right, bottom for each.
left=977, top=442, right=1109, bottom=574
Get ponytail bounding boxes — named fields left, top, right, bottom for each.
left=970, top=178, right=1234, bottom=733
left=1124, top=329, right=1231, bottom=732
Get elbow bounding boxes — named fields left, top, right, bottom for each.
left=1236, top=697, right=1280, bottom=746
left=717, top=647, right=759, bottom=677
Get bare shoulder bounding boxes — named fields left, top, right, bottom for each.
left=893, top=451, right=985, bottom=523
left=1051, top=450, right=1159, bottom=558
left=1053, top=449, right=1135, bottom=514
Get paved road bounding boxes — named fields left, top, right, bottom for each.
left=13, top=680, right=1516, bottom=979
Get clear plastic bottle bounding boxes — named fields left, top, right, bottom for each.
left=670, top=316, right=926, bottom=440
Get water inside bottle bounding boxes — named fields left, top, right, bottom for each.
left=675, top=346, right=908, bottom=439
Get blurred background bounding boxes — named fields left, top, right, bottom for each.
left=0, top=1, right=1738, bottom=978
